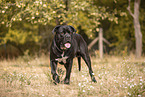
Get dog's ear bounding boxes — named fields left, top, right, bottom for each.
left=69, top=25, right=77, bottom=33
left=52, top=25, right=61, bottom=34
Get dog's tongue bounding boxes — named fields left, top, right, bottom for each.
left=64, top=43, right=71, bottom=48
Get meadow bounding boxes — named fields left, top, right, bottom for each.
left=0, top=54, right=145, bottom=97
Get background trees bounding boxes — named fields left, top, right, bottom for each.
left=0, top=0, right=145, bottom=58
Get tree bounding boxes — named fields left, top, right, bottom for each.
left=0, top=0, right=121, bottom=37
left=0, top=0, right=126, bottom=56
left=127, top=0, right=142, bottom=58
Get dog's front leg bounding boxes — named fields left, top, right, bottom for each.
left=50, top=61, right=60, bottom=84
left=63, top=60, right=73, bottom=84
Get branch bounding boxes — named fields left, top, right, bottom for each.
left=103, top=38, right=110, bottom=45
left=88, top=37, right=99, bottom=50
left=127, top=0, right=135, bottom=18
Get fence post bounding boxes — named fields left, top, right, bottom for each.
left=99, top=28, right=103, bottom=59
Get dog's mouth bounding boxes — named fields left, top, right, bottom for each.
left=64, top=43, right=71, bottom=48
left=60, top=42, right=71, bottom=50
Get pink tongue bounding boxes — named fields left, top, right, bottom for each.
left=65, top=43, right=71, bottom=48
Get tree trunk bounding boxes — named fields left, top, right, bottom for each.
left=127, top=0, right=142, bottom=58
left=99, top=28, right=103, bottom=59
left=134, top=0, right=142, bottom=58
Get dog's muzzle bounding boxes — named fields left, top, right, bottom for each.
left=60, top=42, right=71, bottom=50
left=60, top=33, right=71, bottom=50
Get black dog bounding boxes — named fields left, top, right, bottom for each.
left=50, top=25, right=97, bottom=84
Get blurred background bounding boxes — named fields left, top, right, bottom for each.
left=0, top=0, right=144, bottom=59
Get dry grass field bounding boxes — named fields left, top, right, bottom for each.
left=0, top=54, right=145, bottom=97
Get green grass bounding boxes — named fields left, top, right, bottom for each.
left=0, top=55, right=145, bottom=97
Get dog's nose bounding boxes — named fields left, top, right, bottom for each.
left=66, top=35, right=70, bottom=38
left=65, top=34, right=71, bottom=39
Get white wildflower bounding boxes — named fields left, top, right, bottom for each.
left=5, top=6, right=8, bottom=9
left=19, top=18, right=22, bottom=21
left=2, top=21, right=4, bottom=24
left=140, top=79, right=143, bottom=82
left=128, top=92, right=131, bottom=96
left=98, top=74, right=101, bottom=77
left=2, top=10, right=5, bottom=13
left=90, top=86, right=94, bottom=89
left=82, top=90, right=85, bottom=92
left=43, top=4, right=47, bottom=7
left=32, top=17, right=35, bottom=19
left=139, top=76, right=142, bottom=79
left=18, top=5, right=21, bottom=8
left=134, top=83, right=137, bottom=86
left=78, top=83, right=81, bottom=87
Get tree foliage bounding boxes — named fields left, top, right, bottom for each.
left=0, top=0, right=124, bottom=38
left=0, top=0, right=145, bottom=57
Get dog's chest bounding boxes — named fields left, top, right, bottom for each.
left=55, top=52, right=68, bottom=64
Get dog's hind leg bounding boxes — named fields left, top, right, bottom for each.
left=81, top=54, right=97, bottom=83
left=78, top=57, right=81, bottom=71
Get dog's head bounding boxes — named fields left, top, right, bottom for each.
left=52, top=25, right=77, bottom=50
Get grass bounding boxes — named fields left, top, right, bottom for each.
left=0, top=54, right=145, bottom=97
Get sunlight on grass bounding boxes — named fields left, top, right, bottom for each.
left=0, top=55, right=145, bottom=97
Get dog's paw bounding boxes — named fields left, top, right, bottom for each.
left=61, top=79, right=70, bottom=84
left=53, top=74, right=60, bottom=84
left=92, top=77, right=97, bottom=83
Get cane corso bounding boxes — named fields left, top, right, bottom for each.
left=50, top=25, right=97, bottom=84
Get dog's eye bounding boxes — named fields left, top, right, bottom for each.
left=60, top=32, right=64, bottom=35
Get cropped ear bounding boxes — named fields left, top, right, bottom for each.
left=69, top=25, right=77, bottom=33
left=52, top=25, right=61, bottom=34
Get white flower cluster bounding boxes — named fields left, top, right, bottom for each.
left=78, top=75, right=95, bottom=94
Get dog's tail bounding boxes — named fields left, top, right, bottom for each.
left=78, top=57, right=81, bottom=71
